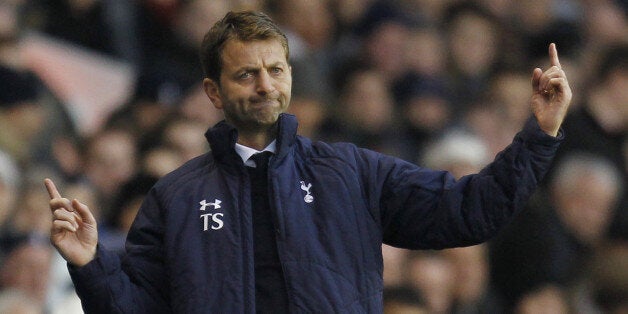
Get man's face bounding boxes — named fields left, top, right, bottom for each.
left=204, top=39, right=292, bottom=132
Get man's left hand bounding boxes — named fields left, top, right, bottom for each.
left=530, top=43, right=572, bottom=137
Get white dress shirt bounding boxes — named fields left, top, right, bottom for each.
left=234, top=140, right=277, bottom=167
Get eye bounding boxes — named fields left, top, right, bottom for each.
left=238, top=71, right=253, bottom=80
left=271, top=67, right=283, bottom=74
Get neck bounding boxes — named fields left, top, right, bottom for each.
left=589, top=91, right=625, bottom=133
left=236, top=125, right=277, bottom=150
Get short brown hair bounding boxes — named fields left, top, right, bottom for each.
left=199, top=11, right=289, bottom=84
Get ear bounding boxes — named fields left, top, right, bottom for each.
left=203, top=78, right=223, bottom=109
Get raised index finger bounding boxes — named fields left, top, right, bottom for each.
left=44, top=178, right=62, bottom=200
left=549, top=43, right=561, bottom=68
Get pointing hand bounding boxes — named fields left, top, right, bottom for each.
left=530, top=43, right=573, bottom=137
left=45, top=178, right=98, bottom=267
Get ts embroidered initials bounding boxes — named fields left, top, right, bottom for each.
left=199, top=199, right=224, bottom=231
left=300, top=181, right=314, bottom=203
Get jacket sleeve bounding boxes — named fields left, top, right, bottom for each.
left=375, top=118, right=562, bottom=249
left=68, top=187, right=171, bottom=313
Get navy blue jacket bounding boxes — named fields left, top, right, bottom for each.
left=70, top=114, right=562, bottom=313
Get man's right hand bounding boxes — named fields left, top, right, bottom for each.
left=45, top=178, right=98, bottom=267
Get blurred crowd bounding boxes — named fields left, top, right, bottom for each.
left=0, top=0, right=626, bottom=313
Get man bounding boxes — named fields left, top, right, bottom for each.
left=46, top=11, right=571, bottom=313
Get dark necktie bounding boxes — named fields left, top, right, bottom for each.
left=250, top=151, right=272, bottom=174
left=247, top=152, right=289, bottom=312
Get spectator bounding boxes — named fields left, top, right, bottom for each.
left=443, top=245, right=504, bottom=314
left=355, top=1, right=412, bottom=84
left=0, top=289, right=43, bottom=314
left=36, top=0, right=141, bottom=64
left=490, top=153, right=624, bottom=310
left=403, top=27, right=448, bottom=78
left=160, top=116, right=210, bottom=162
left=0, top=66, right=46, bottom=166
left=383, top=285, right=428, bottom=314
left=140, top=146, right=185, bottom=179
left=133, top=0, right=232, bottom=106
left=177, top=84, right=224, bottom=126
left=443, top=2, right=503, bottom=109
left=324, top=67, right=403, bottom=156
left=100, top=174, right=158, bottom=255
left=405, top=251, right=455, bottom=313
left=272, top=0, right=336, bottom=101
left=514, top=284, right=570, bottom=314
left=421, top=131, right=501, bottom=313
left=382, top=244, right=409, bottom=287
left=466, top=70, right=540, bottom=157
left=10, top=176, right=55, bottom=236
left=0, top=238, right=53, bottom=307
left=549, top=43, right=627, bottom=239
left=286, top=96, right=328, bottom=139
left=585, top=242, right=628, bottom=314
left=396, top=77, right=454, bottom=162
left=420, top=129, right=489, bottom=180
left=0, top=149, right=19, bottom=227
left=83, top=127, right=138, bottom=211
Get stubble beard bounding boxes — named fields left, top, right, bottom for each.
left=227, top=99, right=285, bottom=133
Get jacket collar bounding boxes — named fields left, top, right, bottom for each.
left=204, top=113, right=298, bottom=168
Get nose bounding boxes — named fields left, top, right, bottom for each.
left=256, top=70, right=275, bottom=95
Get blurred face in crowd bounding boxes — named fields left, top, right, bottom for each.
left=381, top=244, right=408, bottom=287
left=606, top=68, right=628, bottom=121
left=335, top=0, right=372, bottom=27
left=553, top=171, right=618, bottom=245
left=86, top=130, right=137, bottom=197
left=551, top=157, right=621, bottom=246
left=588, top=65, right=628, bottom=134
left=277, top=0, right=334, bottom=49
left=163, top=118, right=209, bottom=162
left=0, top=243, right=52, bottom=304
left=341, top=69, right=394, bottom=131
left=179, top=85, right=224, bottom=126
left=286, top=96, right=326, bottom=138
left=365, top=22, right=410, bottom=81
left=14, top=184, right=52, bottom=234
left=513, top=0, right=553, bottom=32
left=403, top=94, right=450, bottom=134
left=2, top=101, right=46, bottom=143
left=449, top=12, right=498, bottom=76
left=490, top=72, right=531, bottom=127
left=0, top=290, right=43, bottom=314
left=175, top=0, right=230, bottom=48
left=204, top=39, right=292, bottom=133
left=407, top=254, right=455, bottom=313
left=0, top=181, right=16, bottom=226
left=585, top=0, right=627, bottom=45
left=142, top=146, right=184, bottom=178
left=515, top=285, right=569, bottom=314
left=405, top=28, right=447, bottom=76
left=442, top=245, right=489, bottom=304
left=0, top=2, right=18, bottom=42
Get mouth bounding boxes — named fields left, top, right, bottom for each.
left=250, top=98, right=278, bottom=107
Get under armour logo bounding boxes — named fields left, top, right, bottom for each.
left=199, top=199, right=224, bottom=231
left=200, top=199, right=221, bottom=211
left=300, top=181, right=314, bottom=203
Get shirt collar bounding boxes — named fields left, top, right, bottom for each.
left=234, top=140, right=277, bottom=167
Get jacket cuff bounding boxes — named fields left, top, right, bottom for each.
left=68, top=244, right=120, bottom=293
left=519, top=116, right=565, bottom=145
